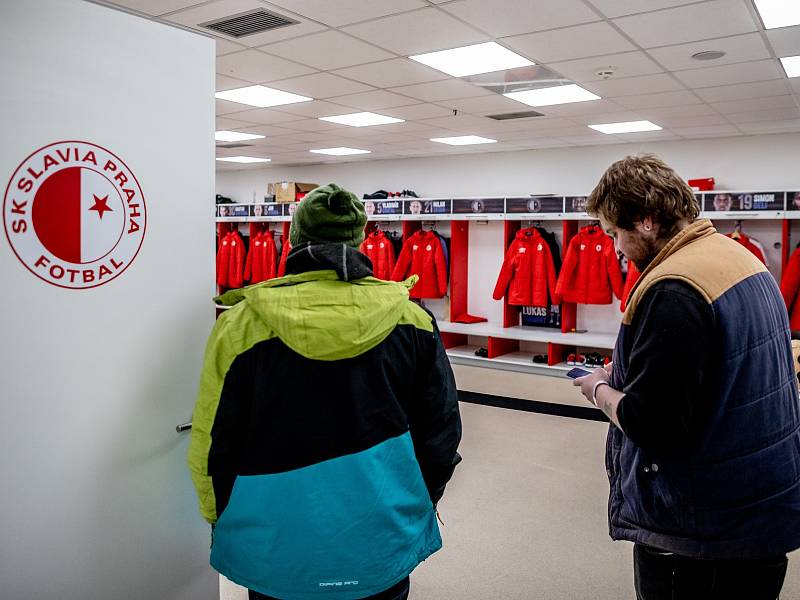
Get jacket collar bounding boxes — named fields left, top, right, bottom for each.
left=285, top=242, right=373, bottom=282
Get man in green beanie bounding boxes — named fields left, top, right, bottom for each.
left=189, top=184, right=462, bottom=600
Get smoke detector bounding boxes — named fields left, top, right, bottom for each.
left=594, top=66, right=617, bottom=79
left=692, top=50, right=726, bottom=61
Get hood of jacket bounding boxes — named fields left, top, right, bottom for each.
left=214, top=243, right=420, bottom=361
left=515, top=228, right=542, bottom=242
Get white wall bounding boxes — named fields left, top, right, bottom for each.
left=216, top=133, right=800, bottom=202
left=0, top=2, right=216, bottom=599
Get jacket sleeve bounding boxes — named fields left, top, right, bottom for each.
left=229, top=236, right=246, bottom=289
left=407, top=319, right=462, bottom=504
left=605, top=238, right=624, bottom=300
left=216, top=238, right=228, bottom=286
left=492, top=242, right=517, bottom=300
left=543, top=242, right=560, bottom=305
left=555, top=237, right=579, bottom=299
left=243, top=241, right=254, bottom=282
left=434, top=238, right=448, bottom=295
left=387, top=238, right=396, bottom=274
left=391, top=239, right=413, bottom=281
left=266, top=237, right=277, bottom=280
left=277, top=240, right=290, bottom=277
left=782, top=250, right=800, bottom=312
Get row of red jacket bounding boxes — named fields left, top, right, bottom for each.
left=359, top=230, right=396, bottom=280
left=216, top=231, right=292, bottom=290
left=493, top=225, right=625, bottom=307
left=391, top=230, right=448, bottom=298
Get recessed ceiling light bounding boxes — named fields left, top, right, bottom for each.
left=215, top=85, right=312, bottom=108
left=409, top=42, right=534, bottom=77
left=504, top=84, right=601, bottom=107
left=781, top=56, right=800, bottom=78
left=215, top=131, right=266, bottom=142
left=309, top=147, right=371, bottom=156
left=588, top=120, right=662, bottom=134
left=216, top=156, right=271, bottom=163
left=753, top=0, right=800, bottom=29
left=430, top=136, right=498, bottom=146
left=318, top=112, right=405, bottom=127
left=691, top=50, right=726, bottom=61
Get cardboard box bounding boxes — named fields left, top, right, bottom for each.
left=275, top=181, right=318, bottom=203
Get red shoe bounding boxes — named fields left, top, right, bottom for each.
left=567, top=353, right=576, bottom=365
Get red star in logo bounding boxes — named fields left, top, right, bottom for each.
left=89, top=194, right=113, bottom=219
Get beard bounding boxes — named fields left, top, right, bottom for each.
left=629, top=235, right=663, bottom=272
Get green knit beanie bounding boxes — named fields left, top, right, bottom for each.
left=289, top=183, right=367, bottom=247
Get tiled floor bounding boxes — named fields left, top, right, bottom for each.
left=220, top=367, right=800, bottom=599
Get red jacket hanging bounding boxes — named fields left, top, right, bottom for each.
left=555, top=224, right=623, bottom=304
left=781, top=247, right=800, bottom=330
left=216, top=231, right=246, bottom=289
left=277, top=238, right=292, bottom=277
left=726, top=232, right=766, bottom=264
left=244, top=230, right=278, bottom=284
left=493, top=228, right=559, bottom=307
left=391, top=230, right=448, bottom=298
left=620, top=262, right=641, bottom=312
left=360, top=230, right=396, bottom=280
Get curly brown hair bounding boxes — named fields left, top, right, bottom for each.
left=587, top=154, right=700, bottom=234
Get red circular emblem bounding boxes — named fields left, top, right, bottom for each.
left=3, top=141, right=146, bottom=289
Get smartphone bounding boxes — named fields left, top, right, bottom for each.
left=566, top=367, right=591, bottom=379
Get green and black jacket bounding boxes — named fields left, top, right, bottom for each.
left=188, top=243, right=462, bottom=599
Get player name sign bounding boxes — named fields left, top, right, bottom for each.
left=3, top=141, right=146, bottom=289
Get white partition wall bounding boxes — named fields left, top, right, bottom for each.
left=0, top=1, right=216, bottom=598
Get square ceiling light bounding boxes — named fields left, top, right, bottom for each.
left=430, top=135, right=497, bottom=146
left=215, top=131, right=266, bottom=142
left=409, top=42, right=534, bottom=78
left=780, top=56, right=800, bottom=77
left=310, top=147, right=371, bottom=156
left=215, top=85, right=312, bottom=108
left=588, top=120, right=662, bottom=134
left=319, top=112, right=404, bottom=127
left=504, top=84, right=600, bottom=107
left=754, top=0, right=800, bottom=29
left=216, top=156, right=271, bottom=163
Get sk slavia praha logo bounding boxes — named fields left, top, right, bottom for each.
left=3, top=141, right=146, bottom=289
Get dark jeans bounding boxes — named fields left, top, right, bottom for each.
left=634, top=544, right=788, bottom=600
left=248, top=576, right=410, bottom=600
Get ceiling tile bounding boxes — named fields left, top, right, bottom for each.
left=264, top=0, right=425, bottom=27
left=443, top=94, right=536, bottom=116
left=726, top=107, right=800, bottom=124
left=216, top=50, right=316, bottom=83
left=671, top=124, right=742, bottom=137
left=326, top=90, right=417, bottom=110
left=711, top=95, right=798, bottom=115
left=240, top=124, right=304, bottom=136
left=105, top=0, right=207, bottom=16
left=217, top=98, right=252, bottom=115
left=341, top=8, right=487, bottom=56
left=266, top=73, right=373, bottom=99
left=216, top=73, right=252, bottom=91
left=223, top=107, right=306, bottom=125
left=766, top=25, right=800, bottom=58
left=646, top=33, right=771, bottom=72
left=504, top=22, right=635, bottom=63
left=612, top=0, right=757, bottom=49
left=610, top=90, right=704, bottom=108
left=332, top=59, right=447, bottom=88
left=557, top=132, right=623, bottom=144
left=282, top=118, right=354, bottom=132
left=389, top=80, right=492, bottom=102
left=379, top=103, right=456, bottom=120
left=674, top=59, right=783, bottom=88
left=417, top=114, right=492, bottom=132
left=549, top=51, right=663, bottom=83
left=571, top=111, right=651, bottom=125
left=215, top=116, right=259, bottom=129
left=268, top=100, right=362, bottom=118
left=215, top=37, right=247, bottom=56
left=589, top=0, right=709, bottom=19
left=584, top=73, right=683, bottom=97
left=259, top=30, right=394, bottom=71
left=693, top=79, right=792, bottom=102
left=610, top=130, right=681, bottom=141
left=640, top=103, right=718, bottom=118
left=165, top=0, right=327, bottom=46
left=737, top=119, right=800, bottom=133
left=647, top=113, right=730, bottom=128
left=439, top=0, right=599, bottom=38
left=534, top=98, right=631, bottom=117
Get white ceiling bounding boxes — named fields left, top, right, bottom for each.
left=105, top=0, right=800, bottom=168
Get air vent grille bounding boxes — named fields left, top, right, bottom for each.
left=201, top=9, right=299, bottom=38
left=487, top=110, right=545, bottom=121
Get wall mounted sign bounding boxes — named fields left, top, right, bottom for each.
left=506, top=196, right=564, bottom=214
left=565, top=196, right=589, bottom=214
left=704, top=192, right=785, bottom=212
left=402, top=199, right=452, bottom=215
left=452, top=198, right=505, bottom=214
left=3, top=141, right=146, bottom=289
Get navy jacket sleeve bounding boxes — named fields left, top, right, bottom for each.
left=406, top=319, right=462, bottom=504
left=617, top=279, right=716, bottom=458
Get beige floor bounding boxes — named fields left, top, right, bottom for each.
left=221, top=366, right=800, bottom=599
